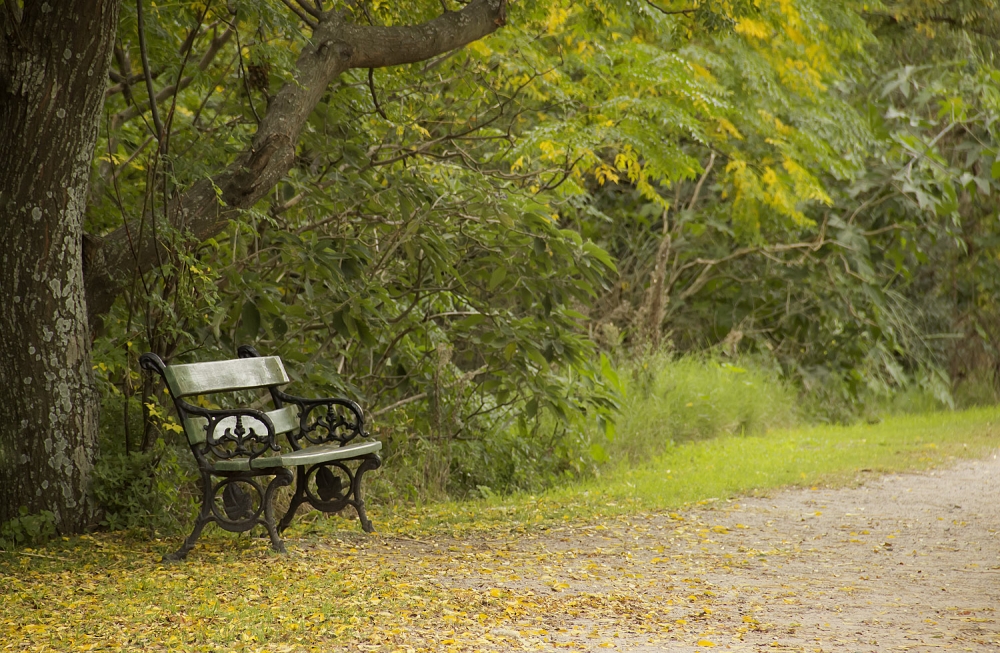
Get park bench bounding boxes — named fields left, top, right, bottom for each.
left=139, top=346, right=382, bottom=561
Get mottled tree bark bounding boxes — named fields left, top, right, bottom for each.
left=0, top=0, right=121, bottom=529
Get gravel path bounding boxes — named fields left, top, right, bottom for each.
left=371, top=451, right=1000, bottom=651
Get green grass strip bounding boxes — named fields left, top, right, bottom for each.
left=369, top=406, right=1000, bottom=537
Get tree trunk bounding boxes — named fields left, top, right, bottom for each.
left=0, top=0, right=120, bottom=530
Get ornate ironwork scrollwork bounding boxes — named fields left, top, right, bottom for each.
left=276, top=392, right=367, bottom=448
left=211, top=477, right=265, bottom=530
left=304, top=461, right=352, bottom=509
left=191, top=408, right=281, bottom=462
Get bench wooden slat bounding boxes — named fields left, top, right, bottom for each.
left=164, top=356, right=289, bottom=397
left=213, top=440, right=382, bottom=472
left=182, top=405, right=301, bottom=445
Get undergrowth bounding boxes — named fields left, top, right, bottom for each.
left=74, top=350, right=995, bottom=542
left=608, top=352, right=798, bottom=464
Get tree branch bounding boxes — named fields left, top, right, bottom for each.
left=644, top=1, right=696, bottom=17
left=84, top=0, right=509, bottom=326
left=338, top=0, right=507, bottom=68
left=136, top=0, right=164, bottom=139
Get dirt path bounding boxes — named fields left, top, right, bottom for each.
left=361, top=452, right=1000, bottom=652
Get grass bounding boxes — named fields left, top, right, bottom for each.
left=373, top=406, right=1000, bottom=537
left=607, top=352, right=799, bottom=464
left=2, top=407, right=998, bottom=651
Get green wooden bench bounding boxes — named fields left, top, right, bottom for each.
left=139, top=346, right=382, bottom=561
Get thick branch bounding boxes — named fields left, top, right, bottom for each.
left=84, top=0, right=508, bottom=326
left=339, top=0, right=507, bottom=68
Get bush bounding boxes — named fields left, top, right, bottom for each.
left=92, top=395, right=197, bottom=534
left=0, top=508, right=56, bottom=550
left=609, top=351, right=799, bottom=463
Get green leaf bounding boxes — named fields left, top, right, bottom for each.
left=588, top=442, right=609, bottom=463
left=240, top=301, right=260, bottom=337
left=488, top=266, right=507, bottom=291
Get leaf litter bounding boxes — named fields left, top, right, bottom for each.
left=2, top=453, right=999, bottom=652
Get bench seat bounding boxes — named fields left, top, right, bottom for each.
left=214, top=440, right=383, bottom=471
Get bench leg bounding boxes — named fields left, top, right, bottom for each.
left=277, top=454, right=382, bottom=533
left=277, top=466, right=309, bottom=534
left=264, top=468, right=294, bottom=553
left=164, top=469, right=293, bottom=561
left=351, top=455, right=382, bottom=533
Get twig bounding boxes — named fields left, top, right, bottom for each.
left=7, top=550, right=69, bottom=561
left=686, top=151, right=715, bottom=211
left=136, top=0, right=164, bottom=139
left=645, top=1, right=696, bottom=16
left=230, top=21, right=261, bottom=123
left=368, top=68, right=387, bottom=119
left=112, top=27, right=234, bottom=126
left=293, top=0, right=322, bottom=19
left=110, top=135, right=155, bottom=182
left=372, top=392, right=428, bottom=417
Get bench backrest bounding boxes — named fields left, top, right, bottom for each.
left=163, top=357, right=289, bottom=397
left=158, top=356, right=297, bottom=446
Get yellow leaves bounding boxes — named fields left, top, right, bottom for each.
left=637, top=178, right=669, bottom=209
left=690, top=63, right=716, bottom=83
left=778, top=57, right=827, bottom=94
left=545, top=5, right=572, bottom=34
left=614, top=147, right=641, bottom=183
left=735, top=19, right=770, bottom=40
left=697, top=639, right=716, bottom=647
left=782, top=157, right=832, bottom=206
left=594, top=164, right=620, bottom=186
left=715, top=118, right=743, bottom=141
left=466, top=40, right=493, bottom=58
left=725, top=148, right=831, bottom=230
left=539, top=140, right=564, bottom=162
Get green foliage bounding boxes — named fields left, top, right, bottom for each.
left=585, top=2, right=1000, bottom=417
left=91, top=395, right=197, bottom=533
left=0, top=508, right=56, bottom=550
left=84, top=0, right=1000, bottom=515
left=609, top=351, right=799, bottom=463
left=92, top=441, right=196, bottom=533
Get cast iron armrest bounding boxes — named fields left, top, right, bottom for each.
left=272, top=390, right=368, bottom=448
left=177, top=401, right=281, bottom=462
